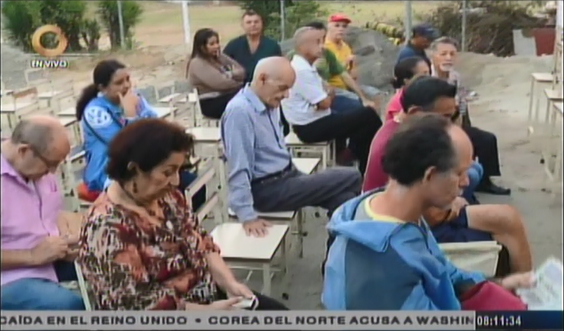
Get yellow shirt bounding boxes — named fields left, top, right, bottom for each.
left=325, top=39, right=354, bottom=89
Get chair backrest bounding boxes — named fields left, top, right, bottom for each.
left=185, top=159, right=224, bottom=227
left=156, top=83, right=175, bottom=102
left=174, top=80, right=192, bottom=93
left=137, top=85, right=157, bottom=104
left=74, top=261, right=94, bottom=311
left=50, top=79, right=76, bottom=113
left=439, top=241, right=502, bottom=277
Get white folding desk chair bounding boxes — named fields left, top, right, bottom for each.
left=539, top=89, right=563, bottom=165
left=542, top=102, right=563, bottom=199
left=59, top=116, right=81, bottom=147
left=226, top=157, right=321, bottom=259
left=285, top=131, right=335, bottom=169
left=528, top=73, right=555, bottom=137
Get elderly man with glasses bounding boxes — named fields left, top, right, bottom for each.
left=1, top=116, right=85, bottom=310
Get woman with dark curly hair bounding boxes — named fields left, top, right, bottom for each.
left=78, top=118, right=288, bottom=310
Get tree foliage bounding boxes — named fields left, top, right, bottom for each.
left=417, top=0, right=544, bottom=56
left=97, top=1, right=143, bottom=49
left=2, top=0, right=100, bottom=53
left=238, top=0, right=326, bottom=41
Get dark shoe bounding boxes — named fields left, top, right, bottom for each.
left=477, top=182, right=511, bottom=195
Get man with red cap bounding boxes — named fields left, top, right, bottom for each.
left=325, top=13, right=382, bottom=108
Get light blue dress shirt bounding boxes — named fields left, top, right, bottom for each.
left=221, top=86, right=292, bottom=222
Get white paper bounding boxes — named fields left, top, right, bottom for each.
left=517, top=257, right=563, bottom=310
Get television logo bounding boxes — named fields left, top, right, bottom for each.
left=30, top=25, right=70, bottom=69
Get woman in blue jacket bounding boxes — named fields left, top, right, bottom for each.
left=75, top=59, right=205, bottom=208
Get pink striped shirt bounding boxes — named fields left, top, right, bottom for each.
left=1, top=154, right=62, bottom=285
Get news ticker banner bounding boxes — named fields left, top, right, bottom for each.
left=1, top=311, right=563, bottom=330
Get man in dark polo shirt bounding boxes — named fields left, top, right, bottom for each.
left=396, top=23, right=439, bottom=69
left=223, top=10, right=283, bottom=83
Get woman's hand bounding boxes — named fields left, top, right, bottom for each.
left=501, top=272, right=534, bottom=291
left=119, top=90, right=140, bottom=117
left=224, top=281, right=254, bottom=299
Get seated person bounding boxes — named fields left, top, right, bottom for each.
left=325, top=14, right=381, bottom=106
left=222, top=56, right=362, bottom=247
left=385, top=56, right=430, bottom=121
left=302, top=21, right=377, bottom=114
left=1, top=116, right=84, bottom=310
left=78, top=119, right=287, bottom=310
left=430, top=37, right=510, bottom=195
left=396, top=23, right=438, bottom=68
left=322, top=114, right=533, bottom=310
left=77, top=59, right=205, bottom=208
left=362, top=77, right=532, bottom=273
left=223, top=10, right=282, bottom=83
left=281, top=27, right=383, bottom=174
left=187, top=28, right=245, bottom=120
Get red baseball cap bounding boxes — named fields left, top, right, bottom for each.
left=329, top=13, right=351, bottom=24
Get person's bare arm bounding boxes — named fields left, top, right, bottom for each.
left=340, top=71, right=368, bottom=102
left=1, top=250, right=35, bottom=270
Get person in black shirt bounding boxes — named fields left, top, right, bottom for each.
left=396, top=23, right=439, bottom=69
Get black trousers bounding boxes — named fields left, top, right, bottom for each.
left=463, top=126, right=502, bottom=179
left=199, top=90, right=239, bottom=119
left=292, top=107, right=382, bottom=174
left=217, top=290, right=288, bottom=310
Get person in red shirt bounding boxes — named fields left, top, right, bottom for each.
left=362, top=76, right=532, bottom=273
left=385, top=56, right=430, bottom=121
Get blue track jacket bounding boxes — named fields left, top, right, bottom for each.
left=81, top=93, right=157, bottom=191
left=322, top=191, right=486, bottom=310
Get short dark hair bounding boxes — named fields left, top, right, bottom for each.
left=401, top=76, right=457, bottom=113
left=304, top=21, right=326, bottom=31
left=242, top=9, right=261, bottom=19
left=392, top=56, right=427, bottom=89
left=382, top=113, right=456, bottom=186
left=106, top=119, right=194, bottom=183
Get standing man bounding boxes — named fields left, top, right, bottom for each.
left=396, top=23, right=439, bottom=68
left=223, top=10, right=283, bottom=83
left=325, top=14, right=382, bottom=106
left=1, top=116, right=84, bottom=310
left=221, top=56, right=362, bottom=238
left=223, top=10, right=289, bottom=135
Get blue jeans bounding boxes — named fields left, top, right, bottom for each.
left=331, top=92, right=362, bottom=115
left=463, top=161, right=483, bottom=202
left=1, top=261, right=84, bottom=310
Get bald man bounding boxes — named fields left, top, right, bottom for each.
left=322, top=113, right=533, bottom=310
left=281, top=26, right=382, bottom=174
left=221, top=56, right=362, bottom=243
left=1, top=116, right=84, bottom=310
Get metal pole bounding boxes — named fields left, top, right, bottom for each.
left=461, top=0, right=467, bottom=52
left=181, top=1, right=191, bottom=45
left=280, top=0, right=286, bottom=41
left=117, top=1, right=126, bottom=48
left=404, top=1, right=412, bottom=43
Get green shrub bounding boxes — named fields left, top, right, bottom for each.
left=2, top=0, right=100, bottom=53
left=97, top=0, right=143, bottom=49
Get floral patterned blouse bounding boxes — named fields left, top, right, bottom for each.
left=78, top=190, right=220, bottom=310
